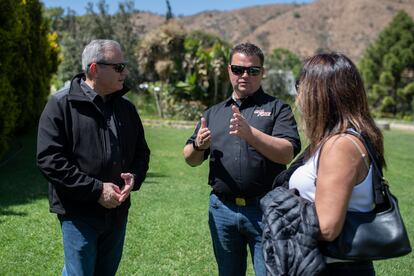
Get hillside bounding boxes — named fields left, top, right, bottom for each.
left=132, top=0, right=414, bottom=61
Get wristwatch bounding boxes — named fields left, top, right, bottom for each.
left=192, top=140, right=205, bottom=151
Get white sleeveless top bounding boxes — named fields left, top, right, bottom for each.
left=289, top=148, right=375, bottom=212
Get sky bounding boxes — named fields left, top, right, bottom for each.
left=41, top=0, right=314, bottom=16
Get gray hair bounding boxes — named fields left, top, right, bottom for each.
left=81, top=39, right=121, bottom=72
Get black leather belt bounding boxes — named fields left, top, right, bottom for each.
left=213, top=192, right=262, bottom=206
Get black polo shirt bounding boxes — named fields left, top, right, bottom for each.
left=186, top=87, right=301, bottom=197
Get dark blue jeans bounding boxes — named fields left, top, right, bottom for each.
left=58, top=213, right=127, bottom=276
left=208, top=193, right=266, bottom=276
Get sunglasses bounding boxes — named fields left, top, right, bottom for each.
left=95, top=62, right=127, bottom=73
left=230, top=65, right=262, bottom=76
left=295, top=79, right=300, bottom=92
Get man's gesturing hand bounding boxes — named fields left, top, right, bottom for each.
left=229, top=105, right=252, bottom=139
left=119, top=173, right=134, bottom=202
left=195, top=117, right=211, bottom=150
left=98, top=182, right=122, bottom=209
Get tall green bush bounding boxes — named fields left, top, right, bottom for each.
left=0, top=0, right=22, bottom=157
left=0, top=0, right=59, bottom=157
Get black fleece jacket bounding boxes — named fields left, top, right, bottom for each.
left=37, top=73, right=150, bottom=217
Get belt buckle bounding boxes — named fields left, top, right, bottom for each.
left=235, top=197, right=246, bottom=206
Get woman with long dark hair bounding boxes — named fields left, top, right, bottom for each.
left=289, top=52, right=385, bottom=275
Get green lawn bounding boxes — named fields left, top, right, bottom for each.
left=0, top=127, right=413, bottom=275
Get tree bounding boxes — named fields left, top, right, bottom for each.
left=111, top=1, right=142, bottom=90
left=45, top=0, right=142, bottom=89
left=137, top=22, right=185, bottom=83
left=178, top=31, right=230, bottom=106
left=47, top=7, right=82, bottom=86
left=165, top=0, right=173, bottom=22
left=359, top=11, right=414, bottom=119
left=262, top=48, right=301, bottom=102
left=136, top=26, right=231, bottom=119
left=136, top=22, right=186, bottom=117
left=0, top=0, right=59, bottom=156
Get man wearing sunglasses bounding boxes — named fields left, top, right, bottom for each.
left=37, top=39, right=150, bottom=275
left=183, top=43, right=301, bottom=275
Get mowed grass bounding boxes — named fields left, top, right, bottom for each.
left=0, top=126, right=413, bottom=275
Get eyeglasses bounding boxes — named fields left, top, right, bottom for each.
left=95, top=62, right=128, bottom=73
left=230, top=65, right=262, bottom=76
left=295, top=79, right=300, bottom=92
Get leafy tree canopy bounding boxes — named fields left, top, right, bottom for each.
left=359, top=11, right=414, bottom=119
left=45, top=0, right=140, bottom=89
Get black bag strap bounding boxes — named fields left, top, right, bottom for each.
left=345, top=130, right=385, bottom=205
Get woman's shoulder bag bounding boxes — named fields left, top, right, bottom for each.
left=319, top=131, right=412, bottom=260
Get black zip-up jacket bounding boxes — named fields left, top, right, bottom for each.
left=37, top=73, right=150, bottom=218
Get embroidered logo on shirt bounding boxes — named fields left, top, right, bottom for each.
left=254, top=109, right=271, bottom=117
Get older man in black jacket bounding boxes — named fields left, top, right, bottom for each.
left=37, top=39, right=150, bottom=276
